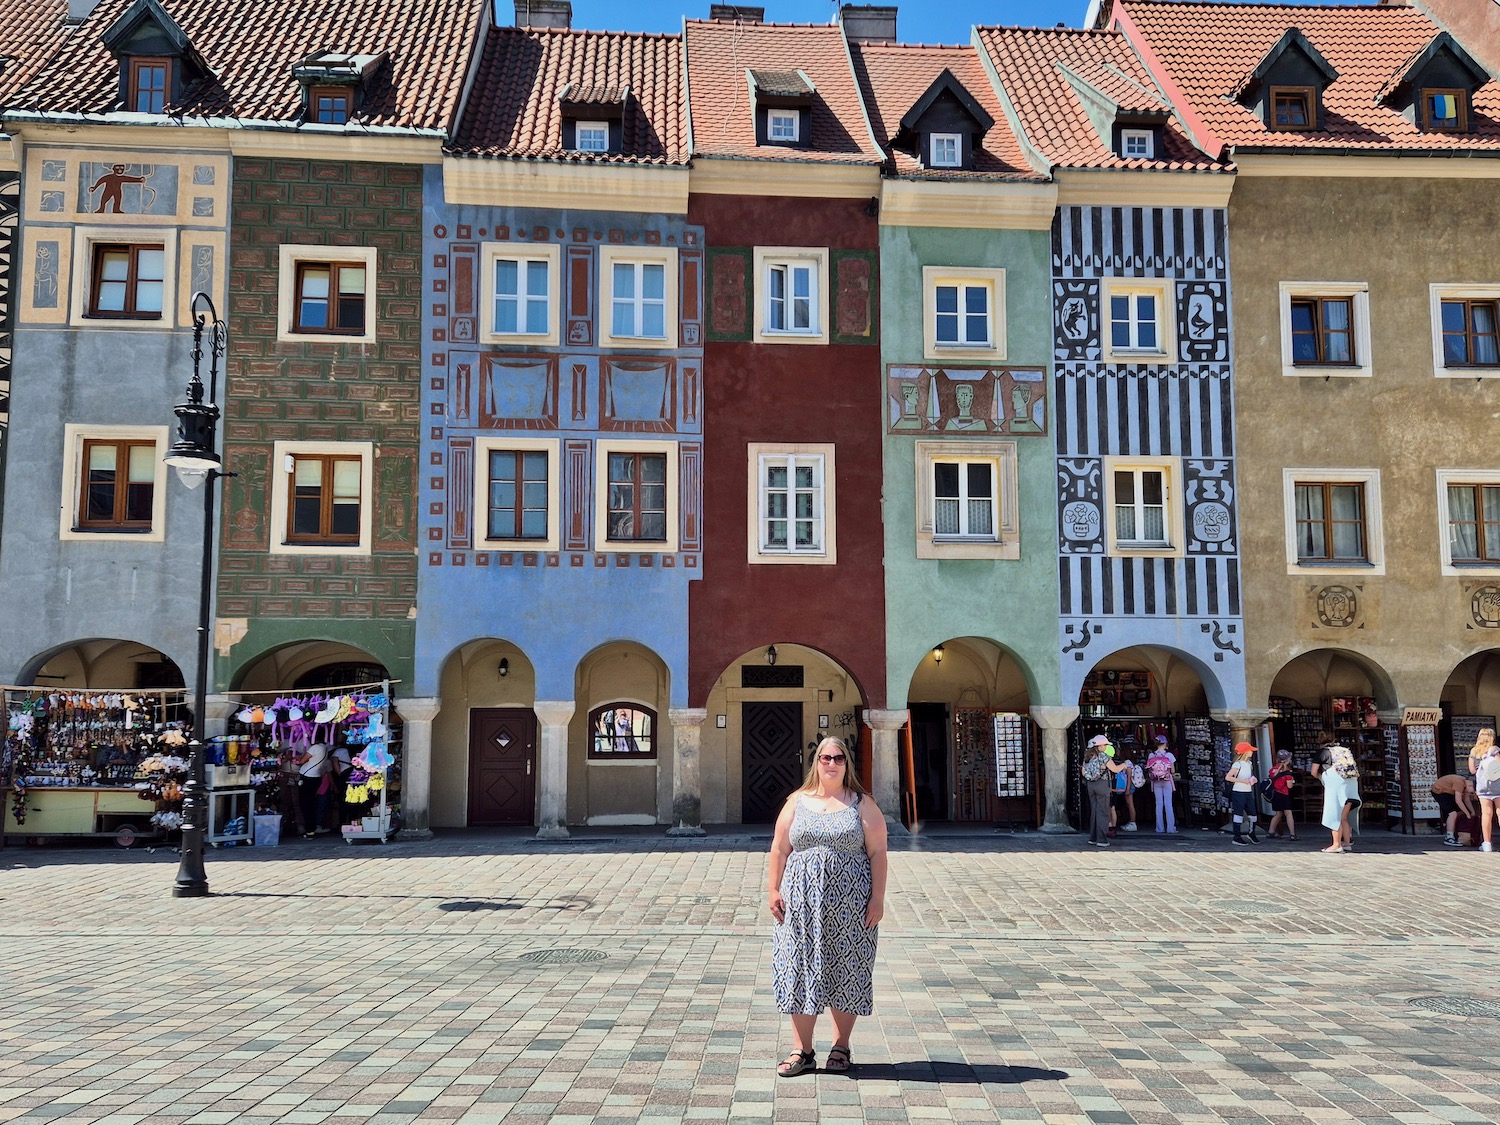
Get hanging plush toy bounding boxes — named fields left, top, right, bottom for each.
left=356, top=713, right=393, bottom=770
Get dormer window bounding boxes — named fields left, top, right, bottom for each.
left=310, top=87, right=351, bottom=125
left=129, top=58, right=169, bottom=112
left=929, top=133, right=961, bottom=168
left=750, top=69, right=814, bottom=148
left=1270, top=86, right=1314, bottom=131
left=768, top=110, right=799, bottom=142
left=1421, top=88, right=1466, bottom=132
left=1120, top=128, right=1153, bottom=159
left=575, top=121, right=609, bottom=152
left=292, top=50, right=387, bottom=127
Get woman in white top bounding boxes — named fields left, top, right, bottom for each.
left=1467, top=727, right=1499, bottom=853
left=297, top=741, right=331, bottom=838
left=1224, top=741, right=1259, bottom=846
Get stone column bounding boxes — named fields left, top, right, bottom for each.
left=863, top=709, right=910, bottom=836
left=534, top=700, right=575, bottom=840
left=1031, top=705, right=1081, bottom=833
left=1212, top=709, right=1275, bottom=743
left=204, top=695, right=237, bottom=740
left=667, top=707, right=708, bottom=836
left=394, top=696, right=440, bottom=840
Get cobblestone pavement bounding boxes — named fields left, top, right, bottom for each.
left=0, top=827, right=1496, bottom=1124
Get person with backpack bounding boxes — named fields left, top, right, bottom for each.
left=1110, top=739, right=1142, bottom=833
left=1080, top=734, right=1130, bottom=847
left=1310, top=733, right=1361, bottom=854
left=1224, top=741, right=1260, bottom=846
left=1467, top=726, right=1500, bottom=853
left=1145, top=734, right=1177, bottom=833
left=1264, top=749, right=1298, bottom=840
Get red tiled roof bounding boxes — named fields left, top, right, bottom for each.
left=451, top=26, right=686, bottom=163
left=1117, top=0, right=1500, bottom=154
left=977, top=25, right=1223, bottom=172
left=683, top=20, right=882, bottom=163
left=848, top=42, right=1046, bottom=182
left=13, top=0, right=487, bottom=131
left=0, top=0, right=70, bottom=107
left=1064, top=59, right=1170, bottom=115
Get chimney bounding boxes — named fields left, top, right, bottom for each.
left=515, top=0, right=572, bottom=29
left=65, top=0, right=102, bottom=25
left=839, top=4, right=897, bottom=44
left=709, top=3, right=764, bottom=20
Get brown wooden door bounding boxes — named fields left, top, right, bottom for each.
left=741, top=702, right=804, bottom=823
left=468, top=708, right=537, bottom=826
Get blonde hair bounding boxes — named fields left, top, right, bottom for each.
left=798, top=735, right=869, bottom=796
left=1472, top=728, right=1495, bottom=755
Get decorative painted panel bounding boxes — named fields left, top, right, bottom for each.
left=599, top=357, right=676, bottom=432
left=832, top=250, right=877, bottom=344
left=707, top=248, right=751, bottom=341
left=0, top=173, right=16, bottom=491
left=479, top=354, right=559, bottom=429
left=886, top=365, right=1047, bottom=435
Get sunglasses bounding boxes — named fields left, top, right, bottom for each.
left=818, top=754, right=846, bottom=765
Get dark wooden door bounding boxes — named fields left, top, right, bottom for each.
left=468, top=708, right=537, bottom=826
left=742, top=702, right=804, bottom=822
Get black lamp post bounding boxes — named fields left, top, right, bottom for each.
left=164, top=291, right=226, bottom=898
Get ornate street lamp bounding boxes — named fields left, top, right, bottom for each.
left=163, top=291, right=226, bottom=898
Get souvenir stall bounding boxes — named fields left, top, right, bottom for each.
left=1, top=687, right=191, bottom=846
left=221, top=682, right=400, bottom=844
left=1268, top=694, right=1392, bottom=828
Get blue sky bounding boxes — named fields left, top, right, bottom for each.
left=546, top=0, right=1340, bottom=43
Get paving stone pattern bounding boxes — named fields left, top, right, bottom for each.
left=0, top=830, right=1496, bottom=1124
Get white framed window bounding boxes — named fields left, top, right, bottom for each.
left=474, top=437, right=561, bottom=551
left=269, top=440, right=375, bottom=556
left=1120, top=128, right=1154, bottom=159
left=574, top=121, right=609, bottom=152
left=58, top=424, right=170, bottom=543
left=1104, top=457, right=1184, bottom=557
left=929, top=132, right=961, bottom=168
left=1437, top=469, right=1500, bottom=576
left=68, top=226, right=178, bottom=328
left=598, top=245, right=678, bottom=349
left=768, top=110, right=799, bottom=142
left=914, top=439, right=1019, bottom=560
left=276, top=244, right=378, bottom=344
left=595, top=439, right=679, bottom=553
left=922, top=266, right=1005, bottom=360
left=1101, top=277, right=1174, bottom=362
left=748, top=442, right=836, bottom=565
left=752, top=247, right=829, bottom=344
left=1430, top=284, right=1500, bottom=378
left=1282, top=468, right=1383, bottom=575
left=481, top=243, right=559, bottom=346
left=1278, top=281, right=1372, bottom=379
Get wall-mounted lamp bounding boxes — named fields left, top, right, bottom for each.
left=498, top=657, right=510, bottom=678
left=933, top=644, right=944, bottom=665
left=765, top=645, right=778, bottom=666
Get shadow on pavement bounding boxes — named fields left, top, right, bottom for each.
left=847, top=1062, right=1069, bottom=1084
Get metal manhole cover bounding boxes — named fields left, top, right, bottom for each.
left=1408, top=996, right=1500, bottom=1019
left=1207, top=899, right=1290, bottom=915
left=519, top=947, right=608, bottom=965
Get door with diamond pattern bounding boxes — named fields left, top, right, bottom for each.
left=468, top=709, right=538, bottom=826
left=741, top=702, right=804, bottom=823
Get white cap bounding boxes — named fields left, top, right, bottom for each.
left=1088, top=734, right=1110, bottom=747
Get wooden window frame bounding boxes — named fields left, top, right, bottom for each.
left=588, top=702, right=658, bottom=761
left=88, top=243, right=165, bottom=319
left=1289, top=296, right=1357, bottom=366
left=1120, top=128, right=1154, bottom=159
left=915, top=439, right=1019, bottom=560
left=1439, top=298, right=1499, bottom=368
left=129, top=57, right=170, bottom=114
left=285, top=453, right=363, bottom=546
left=292, top=261, right=366, bottom=336
left=77, top=438, right=155, bottom=531
left=932, top=457, right=998, bottom=542
left=1294, top=481, right=1367, bottom=564
left=484, top=447, right=550, bottom=542
left=605, top=450, right=669, bottom=544
left=1269, top=85, right=1316, bottom=132
left=309, top=86, right=352, bottom=125
left=1420, top=88, right=1467, bottom=133
left=573, top=120, right=610, bottom=152
left=1446, top=482, right=1500, bottom=565
left=928, top=132, right=962, bottom=168
left=758, top=452, right=826, bottom=556
left=767, top=110, right=799, bottom=143
left=1111, top=466, right=1170, bottom=549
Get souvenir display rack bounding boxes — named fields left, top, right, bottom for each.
left=1, top=687, right=189, bottom=845
left=223, top=681, right=400, bottom=843
left=1079, top=670, right=1153, bottom=715
left=1449, top=715, right=1494, bottom=774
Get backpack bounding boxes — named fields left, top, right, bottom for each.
left=1478, top=751, right=1500, bottom=787
left=1147, top=754, right=1174, bottom=783
left=1329, top=744, right=1358, bottom=780
left=1130, top=762, right=1146, bottom=789
left=1081, top=754, right=1106, bottom=782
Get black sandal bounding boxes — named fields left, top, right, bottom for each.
left=777, top=1049, right=816, bottom=1078
left=825, top=1045, right=853, bottom=1074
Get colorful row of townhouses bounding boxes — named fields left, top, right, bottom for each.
left=1, top=0, right=1497, bottom=839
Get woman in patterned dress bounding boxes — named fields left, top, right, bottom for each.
left=768, top=736, right=888, bottom=1077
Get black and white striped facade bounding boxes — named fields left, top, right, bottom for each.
left=1052, top=204, right=1246, bottom=710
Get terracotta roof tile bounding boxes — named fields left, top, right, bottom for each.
left=977, top=24, right=1223, bottom=172
left=1063, top=59, right=1170, bottom=115
left=1117, top=0, right=1500, bottom=154
left=13, top=0, right=487, bottom=131
left=848, top=41, right=1046, bottom=182
left=0, top=0, right=70, bottom=108
left=450, top=26, right=686, bottom=164
left=684, top=20, right=882, bottom=163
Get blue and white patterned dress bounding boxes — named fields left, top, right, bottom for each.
left=772, top=794, right=878, bottom=1016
